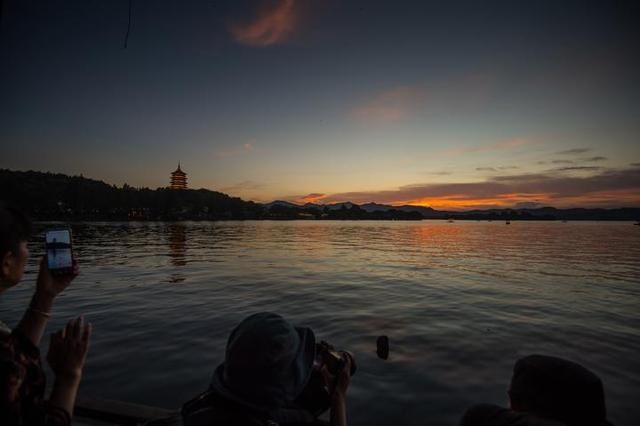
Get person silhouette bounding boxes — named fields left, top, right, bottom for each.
left=181, top=312, right=353, bottom=426
left=1, top=203, right=90, bottom=426
left=460, top=354, right=612, bottom=426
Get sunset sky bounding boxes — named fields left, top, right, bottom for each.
left=1, top=0, right=639, bottom=209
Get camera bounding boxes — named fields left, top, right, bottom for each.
left=295, top=341, right=356, bottom=416
left=313, top=341, right=357, bottom=377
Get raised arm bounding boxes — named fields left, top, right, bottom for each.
left=329, top=356, right=352, bottom=426
left=16, top=257, right=78, bottom=347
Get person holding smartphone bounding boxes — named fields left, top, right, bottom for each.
left=0, top=202, right=91, bottom=426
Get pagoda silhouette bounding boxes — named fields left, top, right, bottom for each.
left=170, top=163, right=188, bottom=190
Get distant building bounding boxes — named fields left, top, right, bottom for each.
left=170, top=163, right=188, bottom=190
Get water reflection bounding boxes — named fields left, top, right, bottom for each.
left=168, top=224, right=187, bottom=283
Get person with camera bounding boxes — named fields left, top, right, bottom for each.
left=0, top=203, right=92, bottom=426
left=181, top=312, right=354, bottom=426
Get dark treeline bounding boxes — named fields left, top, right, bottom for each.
left=1, top=169, right=638, bottom=221
left=0, top=169, right=262, bottom=220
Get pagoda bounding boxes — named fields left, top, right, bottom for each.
left=170, top=163, right=188, bottom=190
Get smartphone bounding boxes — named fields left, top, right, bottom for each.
left=45, top=228, right=74, bottom=275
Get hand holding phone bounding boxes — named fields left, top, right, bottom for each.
left=38, top=228, right=79, bottom=297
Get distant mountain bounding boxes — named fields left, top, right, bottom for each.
left=394, top=205, right=439, bottom=216
left=264, top=200, right=300, bottom=209
left=302, top=202, right=322, bottom=209
left=359, top=202, right=394, bottom=212
left=262, top=199, right=639, bottom=221
left=325, top=202, right=356, bottom=210
left=360, top=202, right=441, bottom=216
left=270, top=201, right=358, bottom=211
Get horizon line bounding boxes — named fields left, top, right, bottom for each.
left=2, top=167, right=639, bottom=212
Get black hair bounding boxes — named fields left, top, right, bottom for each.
left=0, top=202, right=32, bottom=261
left=509, top=354, right=607, bottom=426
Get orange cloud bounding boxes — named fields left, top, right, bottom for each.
left=295, top=193, right=326, bottom=204
left=229, top=0, right=298, bottom=47
left=351, top=86, right=426, bottom=125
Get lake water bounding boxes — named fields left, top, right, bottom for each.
left=1, top=221, right=639, bottom=426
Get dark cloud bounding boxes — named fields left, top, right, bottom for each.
left=584, top=156, right=608, bottom=162
left=493, top=173, right=551, bottom=182
left=552, top=160, right=574, bottom=164
left=631, top=163, right=640, bottom=167
left=427, top=171, right=453, bottom=176
left=557, top=148, right=591, bottom=155
left=552, top=166, right=603, bottom=172
left=476, top=166, right=519, bottom=172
